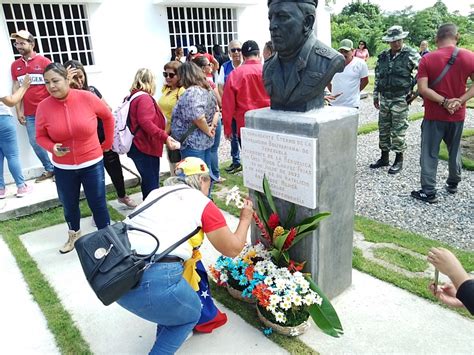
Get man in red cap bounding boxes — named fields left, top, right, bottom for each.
left=10, top=30, right=54, bottom=182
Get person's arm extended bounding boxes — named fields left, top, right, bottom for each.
left=206, top=199, right=253, bottom=257
left=360, top=76, right=369, bottom=91
left=2, top=75, right=30, bottom=107
left=12, top=80, right=25, bottom=125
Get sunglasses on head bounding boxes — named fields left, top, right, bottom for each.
left=230, top=48, right=242, bottom=53
left=163, top=72, right=176, bottom=79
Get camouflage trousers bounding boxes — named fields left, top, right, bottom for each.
left=378, top=96, right=409, bottom=153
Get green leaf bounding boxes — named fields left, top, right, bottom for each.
left=305, top=275, right=343, bottom=337
left=282, top=250, right=290, bottom=264
left=262, top=175, right=278, bottom=214
left=274, top=231, right=289, bottom=251
left=296, top=212, right=331, bottom=236
left=270, top=248, right=281, bottom=263
left=284, top=203, right=297, bottom=229
left=256, top=192, right=269, bottom=222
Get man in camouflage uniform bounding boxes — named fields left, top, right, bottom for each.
left=371, top=26, right=420, bottom=174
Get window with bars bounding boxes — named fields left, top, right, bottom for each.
left=3, top=3, right=95, bottom=65
left=167, top=7, right=238, bottom=58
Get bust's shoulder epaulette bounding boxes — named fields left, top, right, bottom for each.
left=313, top=40, right=338, bottom=59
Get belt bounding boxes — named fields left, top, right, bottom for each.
left=153, top=255, right=183, bottom=263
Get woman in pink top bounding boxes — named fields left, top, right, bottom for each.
left=354, top=40, right=370, bottom=61
left=36, top=63, right=114, bottom=254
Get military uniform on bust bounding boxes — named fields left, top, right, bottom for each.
left=371, top=26, right=420, bottom=174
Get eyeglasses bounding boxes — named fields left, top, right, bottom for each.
left=163, top=72, right=176, bottom=79
left=230, top=48, right=242, bottom=53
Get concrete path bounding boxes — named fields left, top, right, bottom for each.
left=0, top=237, right=60, bottom=354
left=19, top=214, right=287, bottom=355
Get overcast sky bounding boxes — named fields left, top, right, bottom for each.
left=330, top=0, right=473, bottom=15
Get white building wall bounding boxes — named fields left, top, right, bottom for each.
left=1, top=0, right=330, bottom=183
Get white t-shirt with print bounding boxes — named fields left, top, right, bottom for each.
left=331, top=57, right=369, bottom=108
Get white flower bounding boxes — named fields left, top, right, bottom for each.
left=225, top=186, right=244, bottom=207
left=269, top=294, right=280, bottom=307
left=279, top=299, right=292, bottom=310
left=315, top=294, right=323, bottom=306
left=274, top=311, right=287, bottom=324
left=220, top=273, right=228, bottom=283
left=293, top=294, right=303, bottom=306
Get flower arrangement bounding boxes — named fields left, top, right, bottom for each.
left=209, top=243, right=272, bottom=298
left=224, top=177, right=344, bottom=337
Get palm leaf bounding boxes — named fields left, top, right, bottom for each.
left=296, top=212, right=331, bottom=235
left=262, top=175, right=278, bottom=214
left=305, top=275, right=343, bottom=337
left=256, top=192, right=269, bottom=225
left=283, top=203, right=297, bottom=229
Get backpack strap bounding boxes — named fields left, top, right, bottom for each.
left=429, top=47, right=459, bottom=89
left=128, top=185, right=190, bottom=220
left=126, top=91, right=148, bottom=135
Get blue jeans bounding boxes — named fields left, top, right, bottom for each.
left=180, top=146, right=212, bottom=171
left=128, top=143, right=160, bottom=200
left=230, top=119, right=240, bottom=166
left=209, top=118, right=222, bottom=179
left=117, top=262, right=201, bottom=355
left=25, top=115, right=54, bottom=172
left=54, top=160, right=110, bottom=231
left=0, top=115, right=25, bottom=188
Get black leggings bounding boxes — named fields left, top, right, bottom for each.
left=103, top=150, right=126, bottom=198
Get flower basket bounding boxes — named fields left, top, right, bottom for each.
left=226, top=284, right=256, bottom=304
left=257, top=306, right=310, bottom=337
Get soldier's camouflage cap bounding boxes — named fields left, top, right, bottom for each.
left=382, top=26, right=409, bottom=42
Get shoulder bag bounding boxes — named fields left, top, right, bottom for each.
left=168, top=124, right=198, bottom=163
left=75, top=186, right=201, bottom=306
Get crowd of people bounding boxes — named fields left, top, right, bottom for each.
left=4, top=16, right=474, bottom=353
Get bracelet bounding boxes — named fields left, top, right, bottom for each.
left=440, top=97, right=447, bottom=106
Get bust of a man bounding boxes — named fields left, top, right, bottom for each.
left=264, top=0, right=344, bottom=112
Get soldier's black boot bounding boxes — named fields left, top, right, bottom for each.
left=388, top=153, right=403, bottom=174
left=369, top=150, right=390, bottom=169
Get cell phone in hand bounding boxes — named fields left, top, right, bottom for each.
left=433, top=269, right=439, bottom=292
left=57, top=146, right=70, bottom=153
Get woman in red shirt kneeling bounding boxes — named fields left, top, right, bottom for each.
left=36, top=63, right=114, bottom=254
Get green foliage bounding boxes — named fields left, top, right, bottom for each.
left=332, top=0, right=474, bottom=55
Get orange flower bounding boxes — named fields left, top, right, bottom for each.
left=252, top=283, right=272, bottom=307
left=267, top=213, right=280, bottom=230
left=288, top=259, right=306, bottom=273
left=283, top=227, right=297, bottom=251
left=245, top=265, right=255, bottom=281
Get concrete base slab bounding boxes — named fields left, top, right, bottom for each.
left=300, top=269, right=474, bottom=354
left=20, top=213, right=286, bottom=354
left=0, top=237, right=60, bottom=355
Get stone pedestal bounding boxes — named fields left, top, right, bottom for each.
left=242, top=106, right=358, bottom=298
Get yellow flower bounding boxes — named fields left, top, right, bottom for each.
left=242, top=250, right=257, bottom=264
left=273, top=226, right=285, bottom=240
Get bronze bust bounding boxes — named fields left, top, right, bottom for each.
left=264, top=0, right=345, bottom=112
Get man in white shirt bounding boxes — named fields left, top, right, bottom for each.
left=328, top=39, right=369, bottom=109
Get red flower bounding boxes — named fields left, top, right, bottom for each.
left=245, top=265, right=255, bottom=281
left=252, top=283, right=272, bottom=307
left=253, top=212, right=272, bottom=244
left=288, top=259, right=306, bottom=273
left=267, top=213, right=280, bottom=230
left=283, top=227, right=297, bottom=251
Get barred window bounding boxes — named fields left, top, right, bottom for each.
left=166, top=7, right=238, bottom=57
left=3, top=3, right=95, bottom=65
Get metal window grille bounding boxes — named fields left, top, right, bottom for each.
left=3, top=3, right=95, bottom=65
left=166, top=7, right=238, bottom=58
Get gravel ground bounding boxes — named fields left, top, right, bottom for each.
left=217, top=99, right=474, bottom=251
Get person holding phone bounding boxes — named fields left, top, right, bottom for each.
left=36, top=63, right=114, bottom=254
left=427, top=247, right=473, bottom=315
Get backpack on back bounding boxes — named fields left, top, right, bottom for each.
left=112, top=91, right=147, bottom=154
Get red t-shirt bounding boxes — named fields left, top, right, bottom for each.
left=418, top=46, right=474, bottom=122
left=10, top=53, right=51, bottom=116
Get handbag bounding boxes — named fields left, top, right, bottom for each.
left=168, top=124, right=198, bottom=163
left=75, top=186, right=201, bottom=306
